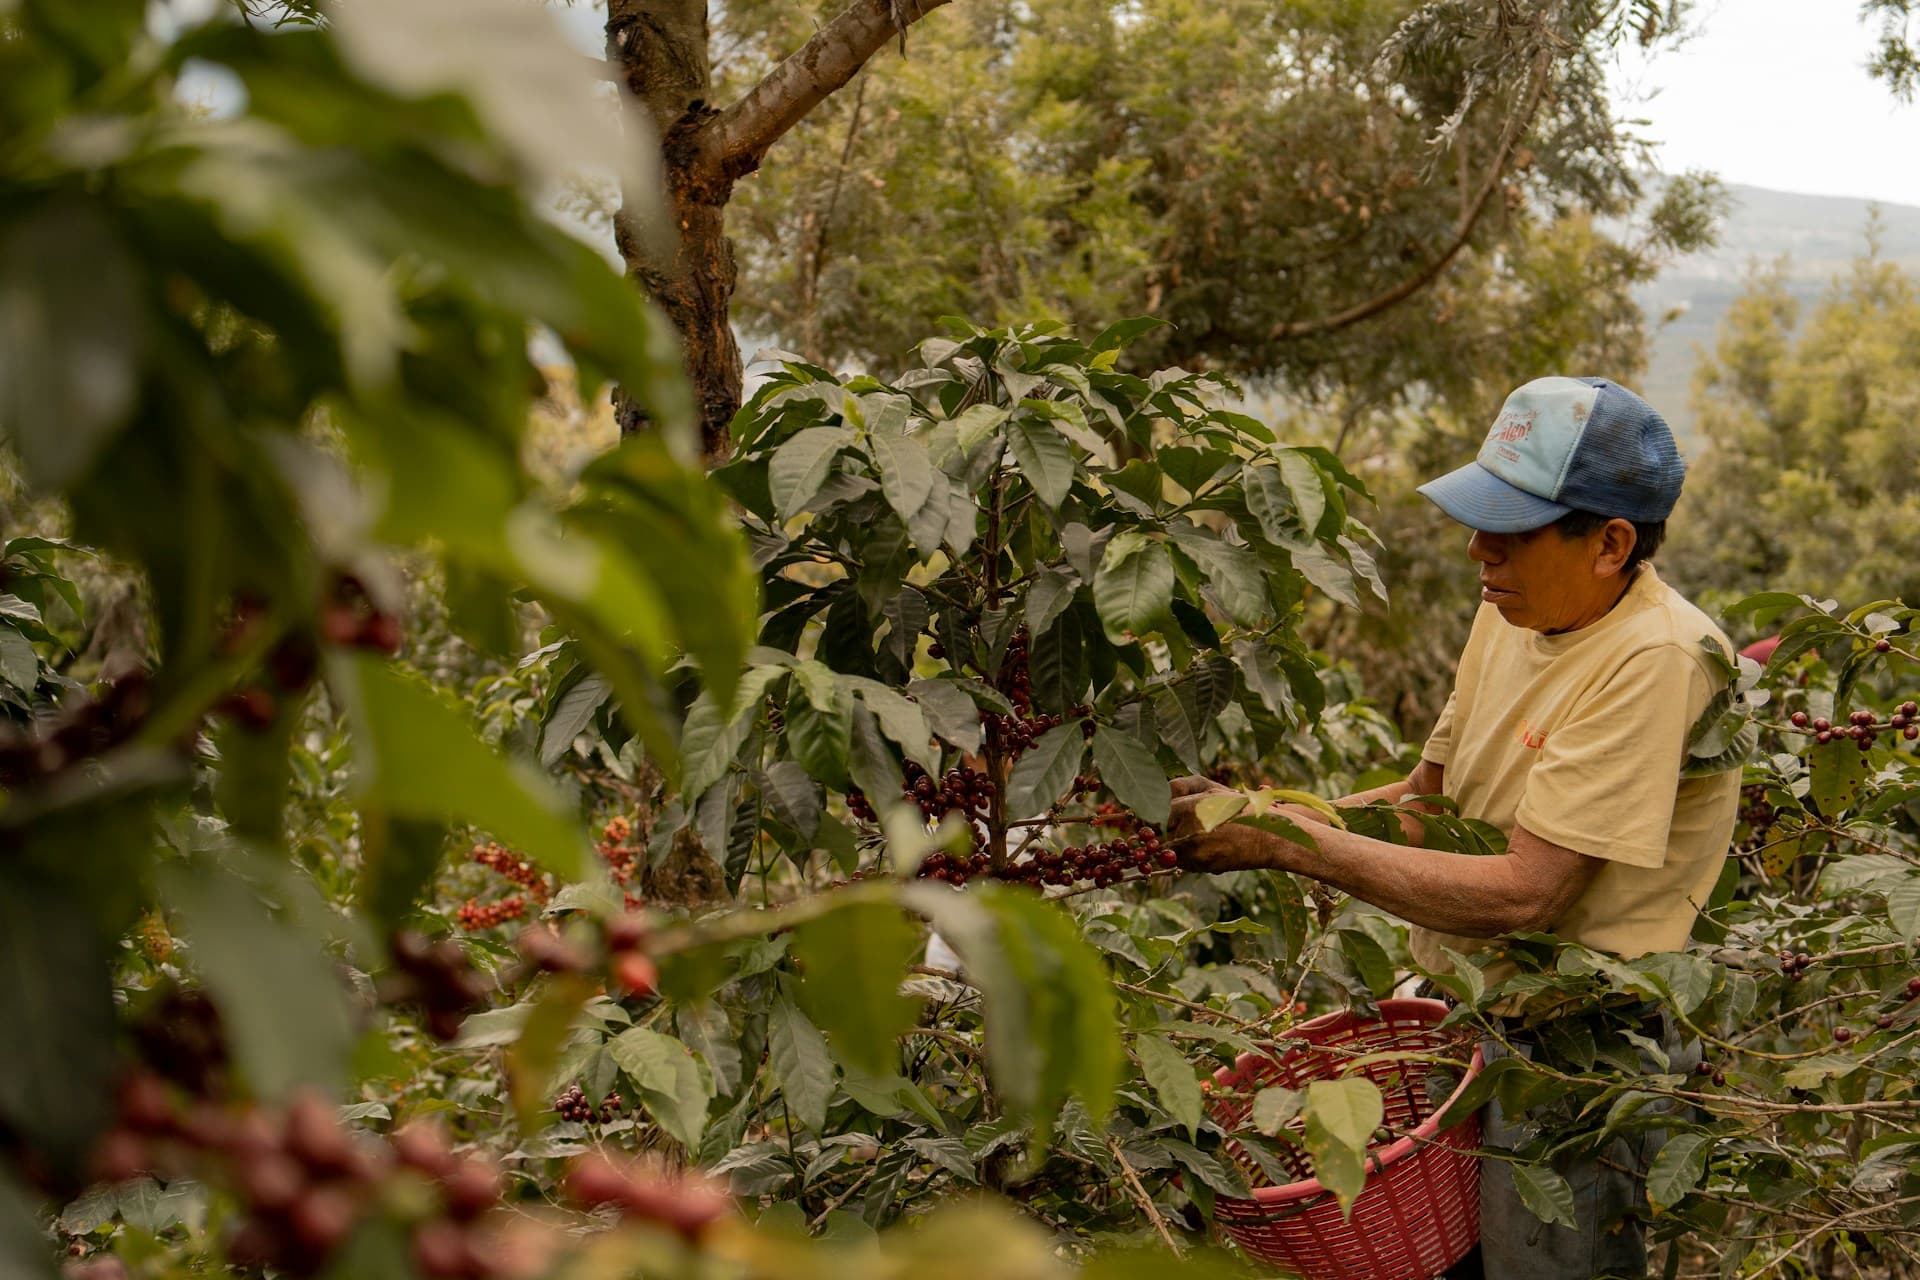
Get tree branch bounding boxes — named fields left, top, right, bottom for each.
left=1269, top=49, right=1553, bottom=342
left=710, top=0, right=957, bottom=184
left=1107, top=1135, right=1184, bottom=1256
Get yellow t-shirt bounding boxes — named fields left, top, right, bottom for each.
left=1408, top=563, right=1742, bottom=975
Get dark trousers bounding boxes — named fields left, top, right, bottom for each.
left=1447, top=1015, right=1699, bottom=1280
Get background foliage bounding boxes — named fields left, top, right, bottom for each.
left=7, top=3, right=1920, bottom=1280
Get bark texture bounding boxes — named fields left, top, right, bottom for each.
left=607, top=0, right=955, bottom=457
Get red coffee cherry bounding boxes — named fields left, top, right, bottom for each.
left=285, top=1090, right=356, bottom=1177
left=116, top=1072, right=176, bottom=1135
left=563, top=1152, right=630, bottom=1208
left=613, top=952, right=659, bottom=999
left=605, top=913, right=650, bottom=954
left=288, top=1185, right=357, bottom=1253
left=392, top=1121, right=457, bottom=1180
left=236, top=1151, right=304, bottom=1213
left=321, top=606, right=364, bottom=647
left=441, top=1154, right=503, bottom=1221
left=410, top=1220, right=473, bottom=1280
left=225, top=1217, right=280, bottom=1270
left=89, top=1130, right=147, bottom=1185
left=1834, top=1026, right=1853, bottom=1043
left=360, top=612, right=404, bottom=656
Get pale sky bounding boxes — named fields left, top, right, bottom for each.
left=1607, top=0, right=1920, bottom=207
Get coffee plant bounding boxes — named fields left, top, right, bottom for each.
left=0, top=3, right=1345, bottom=1278
left=12, top=5, right=1920, bottom=1280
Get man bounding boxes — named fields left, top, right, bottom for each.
left=1169, top=377, right=1742, bottom=1279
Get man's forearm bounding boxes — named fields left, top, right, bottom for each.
left=1298, top=770, right=1443, bottom=847
left=1246, top=822, right=1542, bottom=938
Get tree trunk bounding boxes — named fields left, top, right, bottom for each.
left=606, top=0, right=961, bottom=458
left=607, top=1, right=741, bottom=457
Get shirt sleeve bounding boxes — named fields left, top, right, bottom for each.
left=1421, top=692, right=1457, bottom=766
left=1514, top=645, right=1718, bottom=868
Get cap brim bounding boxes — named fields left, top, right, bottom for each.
left=1417, top=462, right=1572, bottom=532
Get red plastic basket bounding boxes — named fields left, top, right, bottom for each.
left=1206, top=998, right=1485, bottom=1280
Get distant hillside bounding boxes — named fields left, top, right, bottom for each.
left=1637, top=182, right=1920, bottom=438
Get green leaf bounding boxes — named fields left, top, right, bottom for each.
left=158, top=861, right=354, bottom=1101
left=1093, top=537, right=1174, bottom=643
left=607, top=1028, right=713, bottom=1150
left=1513, top=1163, right=1578, bottom=1229
left=539, top=669, right=611, bottom=767
left=0, top=879, right=117, bottom=1184
left=770, top=427, right=856, bottom=521
left=880, top=587, right=930, bottom=671
left=1241, top=465, right=1295, bottom=545
left=1889, top=876, right=1920, bottom=939
left=1024, top=567, right=1080, bottom=638
left=951, top=404, right=1011, bottom=455
left=909, top=884, right=1123, bottom=1145
left=357, top=819, right=450, bottom=934
left=679, top=665, right=785, bottom=800
left=846, top=679, right=938, bottom=773
left=1336, top=927, right=1396, bottom=998
left=869, top=428, right=935, bottom=521
left=766, top=996, right=835, bottom=1134
left=1004, top=722, right=1086, bottom=819
left=0, top=197, right=142, bottom=492
left=1136, top=1034, right=1203, bottom=1140
left=572, top=429, right=759, bottom=709
left=757, top=760, right=822, bottom=842
left=791, top=901, right=921, bottom=1078
left=788, top=690, right=853, bottom=788
left=214, top=706, right=300, bottom=844
left=1027, top=609, right=1087, bottom=716
left=1106, top=457, right=1163, bottom=511
left=1645, top=1131, right=1713, bottom=1212
left=1723, top=590, right=1809, bottom=621
left=507, top=975, right=594, bottom=1131
left=1091, top=317, right=1168, bottom=351
left=0, top=1169, right=60, bottom=1280
left=1252, top=1086, right=1304, bottom=1135
left=846, top=703, right=904, bottom=808
left=1305, top=1076, right=1383, bottom=1151
left=1280, top=539, right=1358, bottom=607
left=1152, top=657, right=1235, bottom=773
left=908, top=678, right=984, bottom=755
left=1091, top=726, right=1170, bottom=827
left=1809, top=737, right=1872, bottom=817
left=1194, top=792, right=1250, bottom=831
left=1274, top=449, right=1329, bottom=538
left=1232, top=638, right=1296, bottom=723
left=1166, top=525, right=1268, bottom=626
left=340, top=656, right=585, bottom=881
left=1232, top=811, right=1322, bottom=853
left=1005, top=414, right=1075, bottom=509
left=0, top=626, right=36, bottom=693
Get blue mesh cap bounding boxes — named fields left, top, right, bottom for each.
left=1416, top=376, right=1686, bottom=533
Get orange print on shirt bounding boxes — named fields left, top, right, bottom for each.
left=1514, top=718, right=1548, bottom=750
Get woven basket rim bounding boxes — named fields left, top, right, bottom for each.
left=1210, top=996, right=1485, bottom=1209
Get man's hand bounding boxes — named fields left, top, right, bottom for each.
left=1167, top=775, right=1293, bottom=874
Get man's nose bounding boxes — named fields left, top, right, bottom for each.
left=1468, top=530, right=1503, bottom=564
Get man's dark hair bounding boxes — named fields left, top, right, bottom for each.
left=1551, top=510, right=1665, bottom=577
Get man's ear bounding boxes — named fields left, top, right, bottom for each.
left=1596, top=518, right=1638, bottom=577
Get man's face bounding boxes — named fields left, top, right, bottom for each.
left=1468, top=524, right=1616, bottom=633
